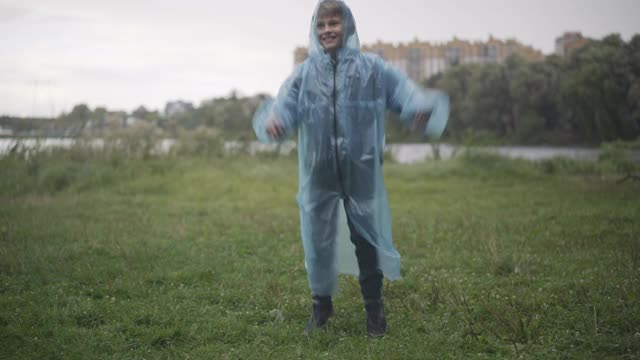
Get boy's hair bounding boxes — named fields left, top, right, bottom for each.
left=317, top=0, right=343, bottom=19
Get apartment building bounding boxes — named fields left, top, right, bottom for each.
left=293, top=36, right=544, bottom=83
left=555, top=32, right=590, bottom=58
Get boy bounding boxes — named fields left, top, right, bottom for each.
left=253, top=0, right=449, bottom=337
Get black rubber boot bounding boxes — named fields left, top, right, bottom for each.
left=365, top=298, right=386, bottom=337
left=303, top=295, right=333, bottom=336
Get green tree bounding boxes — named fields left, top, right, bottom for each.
left=433, top=64, right=476, bottom=140
left=561, top=34, right=639, bottom=142
left=57, top=104, right=91, bottom=132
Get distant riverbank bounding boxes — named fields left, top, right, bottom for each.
left=2, top=137, right=639, bottom=164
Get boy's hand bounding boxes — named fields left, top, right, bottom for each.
left=266, top=118, right=285, bottom=139
left=411, top=112, right=428, bottom=134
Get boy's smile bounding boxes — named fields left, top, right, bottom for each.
left=316, top=14, right=344, bottom=55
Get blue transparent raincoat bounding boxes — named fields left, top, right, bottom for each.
left=253, top=0, right=449, bottom=296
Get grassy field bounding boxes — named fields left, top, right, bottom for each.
left=1, top=149, right=639, bottom=359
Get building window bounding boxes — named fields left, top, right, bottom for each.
left=446, top=47, right=461, bottom=65
left=483, top=45, right=498, bottom=62
left=489, top=45, right=498, bottom=60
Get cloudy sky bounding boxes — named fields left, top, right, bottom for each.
left=1, top=0, right=638, bottom=117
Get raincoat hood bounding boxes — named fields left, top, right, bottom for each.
left=308, top=0, right=360, bottom=58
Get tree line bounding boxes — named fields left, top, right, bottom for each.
left=395, top=33, right=639, bottom=145
left=2, top=33, right=638, bottom=146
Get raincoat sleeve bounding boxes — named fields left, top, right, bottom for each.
left=253, top=64, right=303, bottom=143
left=382, top=59, right=449, bottom=139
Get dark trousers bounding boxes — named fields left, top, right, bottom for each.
left=344, top=202, right=383, bottom=301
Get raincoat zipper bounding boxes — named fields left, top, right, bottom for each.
left=332, top=60, right=346, bottom=198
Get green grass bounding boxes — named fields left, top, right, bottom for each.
left=1, top=151, right=639, bottom=359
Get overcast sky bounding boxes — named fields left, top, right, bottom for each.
left=1, top=0, right=638, bottom=117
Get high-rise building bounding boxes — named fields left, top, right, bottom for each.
left=555, top=32, right=590, bottom=58
left=293, top=36, right=544, bottom=83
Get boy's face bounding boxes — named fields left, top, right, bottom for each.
left=316, top=13, right=343, bottom=55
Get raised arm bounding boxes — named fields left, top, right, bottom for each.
left=253, top=65, right=303, bottom=143
left=382, top=59, right=449, bottom=139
